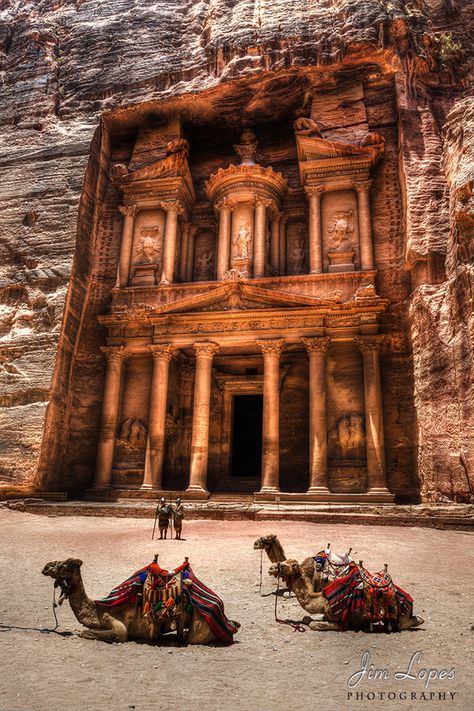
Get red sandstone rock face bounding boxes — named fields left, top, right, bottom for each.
left=0, top=0, right=472, bottom=501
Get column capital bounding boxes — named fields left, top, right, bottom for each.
left=100, top=345, right=127, bottom=363
left=149, top=343, right=175, bottom=361
left=352, top=179, right=372, bottom=193
left=194, top=341, right=220, bottom=359
left=305, top=184, right=325, bottom=199
left=257, top=338, right=285, bottom=356
left=214, top=196, right=236, bottom=212
left=302, top=336, right=331, bottom=354
left=119, top=205, right=138, bottom=218
left=158, top=200, right=185, bottom=216
left=353, top=334, right=385, bottom=353
left=254, top=196, right=273, bottom=209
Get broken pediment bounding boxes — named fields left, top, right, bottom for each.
left=153, top=282, right=342, bottom=316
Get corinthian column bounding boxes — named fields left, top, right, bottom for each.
left=160, top=201, right=184, bottom=285
left=187, top=342, right=220, bottom=494
left=257, top=339, right=285, bottom=493
left=305, top=186, right=324, bottom=274
left=279, top=213, right=288, bottom=275
left=354, top=335, right=392, bottom=495
left=353, top=180, right=374, bottom=270
left=254, top=198, right=271, bottom=278
left=141, top=344, right=174, bottom=490
left=179, top=223, right=191, bottom=282
left=216, top=198, right=233, bottom=280
left=270, top=212, right=280, bottom=273
left=302, top=337, right=331, bottom=494
left=94, top=346, right=126, bottom=488
left=116, top=205, right=138, bottom=287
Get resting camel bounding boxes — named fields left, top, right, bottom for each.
left=42, top=558, right=239, bottom=645
left=269, top=559, right=424, bottom=632
left=253, top=534, right=335, bottom=590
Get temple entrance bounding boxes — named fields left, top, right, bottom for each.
left=229, top=394, right=263, bottom=489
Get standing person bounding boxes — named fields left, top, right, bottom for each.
left=172, top=498, right=184, bottom=540
left=157, top=497, right=171, bottom=540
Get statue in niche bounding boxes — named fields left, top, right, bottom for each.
left=137, top=226, right=161, bottom=263
left=327, top=210, right=354, bottom=251
left=291, top=240, right=305, bottom=273
left=118, top=417, right=147, bottom=448
left=328, top=413, right=366, bottom=461
left=234, top=223, right=251, bottom=259
left=195, top=251, right=213, bottom=280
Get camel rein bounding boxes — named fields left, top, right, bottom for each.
left=273, top=564, right=306, bottom=633
left=0, top=581, right=71, bottom=636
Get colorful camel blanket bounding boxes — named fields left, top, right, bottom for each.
left=323, top=564, right=414, bottom=630
left=95, top=561, right=237, bottom=645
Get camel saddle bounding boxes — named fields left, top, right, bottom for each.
left=141, top=562, right=186, bottom=620
left=314, top=549, right=353, bottom=585
left=358, top=566, right=398, bottom=626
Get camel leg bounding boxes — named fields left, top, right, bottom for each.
left=308, top=621, right=340, bottom=631
left=398, top=614, right=424, bottom=631
left=79, top=618, right=128, bottom=643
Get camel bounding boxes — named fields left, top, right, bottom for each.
left=42, top=558, right=240, bottom=645
left=253, top=534, right=333, bottom=591
left=268, top=559, right=424, bottom=632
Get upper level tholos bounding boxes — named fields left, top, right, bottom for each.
left=110, top=117, right=385, bottom=289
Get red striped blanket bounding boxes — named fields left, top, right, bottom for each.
left=95, top=561, right=237, bottom=645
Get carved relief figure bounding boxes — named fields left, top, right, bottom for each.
left=328, top=414, right=366, bottom=461
left=118, top=417, right=147, bottom=448
left=291, top=241, right=305, bottom=272
left=234, top=223, right=251, bottom=259
left=196, top=252, right=213, bottom=280
left=137, top=226, right=161, bottom=263
left=327, top=210, right=354, bottom=251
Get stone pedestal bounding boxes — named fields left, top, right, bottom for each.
left=131, top=265, right=156, bottom=286
left=327, top=251, right=355, bottom=273
left=231, top=257, right=251, bottom=277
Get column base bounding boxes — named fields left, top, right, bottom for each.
left=306, top=486, right=331, bottom=495
left=185, top=485, right=210, bottom=501
left=139, top=484, right=162, bottom=492
left=366, top=487, right=395, bottom=502
left=254, top=486, right=281, bottom=501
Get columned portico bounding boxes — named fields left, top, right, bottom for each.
left=141, top=344, right=174, bottom=490
left=187, top=342, right=220, bottom=494
left=93, top=346, right=126, bottom=488
left=354, top=335, right=392, bottom=497
left=257, top=339, right=285, bottom=493
left=303, top=336, right=331, bottom=494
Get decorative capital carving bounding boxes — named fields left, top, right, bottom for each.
left=256, top=338, right=285, bottom=356
left=223, top=268, right=246, bottom=282
left=149, top=343, right=174, bottom=362
left=158, top=200, right=185, bottom=215
left=100, top=345, right=127, bottom=364
left=254, top=196, right=273, bottom=209
left=119, top=205, right=138, bottom=219
left=302, top=336, right=331, bottom=355
left=214, top=196, right=236, bottom=213
left=305, top=185, right=325, bottom=199
left=352, top=180, right=372, bottom=193
left=194, top=341, right=220, bottom=359
left=353, top=335, right=385, bottom=353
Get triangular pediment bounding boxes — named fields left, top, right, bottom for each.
left=154, top=282, right=341, bottom=315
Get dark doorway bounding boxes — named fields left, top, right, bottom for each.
left=231, top=395, right=263, bottom=477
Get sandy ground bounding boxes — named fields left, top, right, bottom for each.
left=0, top=509, right=472, bottom=711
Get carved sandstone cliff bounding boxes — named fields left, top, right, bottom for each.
left=0, top=0, right=472, bottom=500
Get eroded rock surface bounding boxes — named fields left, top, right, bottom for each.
left=0, top=0, right=472, bottom=500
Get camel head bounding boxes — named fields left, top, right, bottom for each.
left=268, top=559, right=301, bottom=582
left=42, top=558, right=83, bottom=584
left=253, top=533, right=277, bottom=550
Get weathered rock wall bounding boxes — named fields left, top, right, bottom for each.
left=0, top=0, right=472, bottom=500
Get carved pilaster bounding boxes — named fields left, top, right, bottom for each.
left=352, top=180, right=374, bottom=271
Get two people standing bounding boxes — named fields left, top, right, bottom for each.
left=156, top=497, right=184, bottom=540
